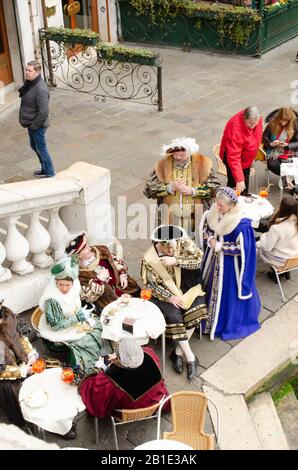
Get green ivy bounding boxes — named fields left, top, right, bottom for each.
left=127, top=0, right=261, bottom=46
left=40, top=26, right=100, bottom=39
left=97, top=42, right=160, bottom=64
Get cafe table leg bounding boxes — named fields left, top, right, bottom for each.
left=161, top=331, right=165, bottom=379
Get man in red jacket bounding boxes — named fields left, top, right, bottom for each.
left=220, top=106, right=262, bottom=194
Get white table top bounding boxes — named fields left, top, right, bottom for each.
left=280, top=160, right=298, bottom=183
left=238, top=194, right=274, bottom=228
left=19, top=367, right=85, bottom=435
left=101, top=298, right=166, bottom=344
left=135, top=439, right=193, bottom=450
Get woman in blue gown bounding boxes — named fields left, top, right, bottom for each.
left=199, top=187, right=261, bottom=341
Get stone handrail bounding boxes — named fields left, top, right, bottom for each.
left=0, top=162, right=113, bottom=313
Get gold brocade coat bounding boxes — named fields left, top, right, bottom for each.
left=143, top=153, right=220, bottom=229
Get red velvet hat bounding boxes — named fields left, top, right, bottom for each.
left=66, top=233, right=87, bottom=256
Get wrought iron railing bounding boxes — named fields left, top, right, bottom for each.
left=39, top=30, right=163, bottom=111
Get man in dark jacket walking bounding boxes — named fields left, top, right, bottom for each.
left=19, top=61, right=55, bottom=177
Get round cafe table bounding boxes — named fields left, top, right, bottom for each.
left=238, top=194, right=274, bottom=228
left=135, top=439, right=193, bottom=450
left=100, top=298, right=166, bottom=377
left=19, top=367, right=85, bottom=436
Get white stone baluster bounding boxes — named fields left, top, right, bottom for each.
left=4, top=217, right=34, bottom=275
left=25, top=212, right=53, bottom=268
left=0, top=240, right=12, bottom=283
left=47, top=207, right=70, bottom=261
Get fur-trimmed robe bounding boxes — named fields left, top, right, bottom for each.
left=199, top=204, right=261, bottom=341
left=79, top=245, right=140, bottom=309
left=144, top=153, right=220, bottom=228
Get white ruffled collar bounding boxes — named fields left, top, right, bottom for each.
left=207, top=203, right=243, bottom=236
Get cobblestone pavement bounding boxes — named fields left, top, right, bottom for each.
left=0, top=37, right=298, bottom=449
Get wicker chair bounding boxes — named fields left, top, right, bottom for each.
left=270, top=257, right=298, bottom=302
left=95, top=400, right=163, bottom=449
left=213, top=143, right=258, bottom=193
left=157, top=391, right=220, bottom=450
left=31, top=307, right=74, bottom=360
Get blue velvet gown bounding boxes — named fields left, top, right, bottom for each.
left=201, top=217, right=261, bottom=341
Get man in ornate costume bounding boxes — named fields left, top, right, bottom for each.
left=141, top=225, right=208, bottom=381
left=79, top=338, right=169, bottom=418
left=143, top=137, right=220, bottom=232
left=0, top=300, right=38, bottom=427
left=66, top=233, right=140, bottom=311
left=199, top=187, right=261, bottom=340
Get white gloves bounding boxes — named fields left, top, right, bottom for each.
left=95, top=356, right=107, bottom=371
left=81, top=305, right=96, bottom=328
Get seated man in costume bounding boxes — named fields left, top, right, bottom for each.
left=66, top=233, right=140, bottom=310
left=79, top=338, right=169, bottom=418
left=143, top=137, right=220, bottom=232
left=141, top=225, right=208, bottom=381
left=0, top=300, right=38, bottom=428
left=39, top=256, right=113, bottom=374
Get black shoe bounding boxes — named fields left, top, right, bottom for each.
left=62, top=425, right=77, bottom=440
left=267, top=271, right=278, bottom=283
left=187, top=356, right=199, bottom=381
left=34, top=170, right=46, bottom=177
left=169, top=350, right=184, bottom=374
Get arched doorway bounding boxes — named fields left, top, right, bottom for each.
left=62, top=0, right=99, bottom=33
left=0, top=0, right=13, bottom=86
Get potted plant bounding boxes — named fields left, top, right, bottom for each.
left=39, top=27, right=100, bottom=46
left=97, top=43, right=160, bottom=65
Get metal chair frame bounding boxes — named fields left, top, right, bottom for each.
left=270, top=257, right=298, bottom=302
left=95, top=397, right=165, bottom=448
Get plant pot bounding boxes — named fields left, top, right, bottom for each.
left=99, top=49, right=159, bottom=65
left=41, top=33, right=98, bottom=46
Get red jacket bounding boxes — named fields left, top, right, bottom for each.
left=220, top=110, right=262, bottom=183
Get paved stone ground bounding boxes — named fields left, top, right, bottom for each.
left=0, top=37, right=298, bottom=449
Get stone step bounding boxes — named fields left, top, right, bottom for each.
left=248, top=392, right=289, bottom=450
left=275, top=390, right=298, bottom=450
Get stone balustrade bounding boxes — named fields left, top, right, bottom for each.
left=0, top=162, right=113, bottom=313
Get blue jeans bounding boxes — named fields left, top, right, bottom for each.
left=28, top=128, right=55, bottom=177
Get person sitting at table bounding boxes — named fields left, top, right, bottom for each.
left=257, top=196, right=298, bottom=282
left=141, top=225, right=208, bottom=381
left=66, top=233, right=140, bottom=311
left=78, top=338, right=169, bottom=418
left=262, top=107, right=298, bottom=190
left=0, top=300, right=38, bottom=429
left=199, top=187, right=261, bottom=341
left=39, top=256, right=113, bottom=374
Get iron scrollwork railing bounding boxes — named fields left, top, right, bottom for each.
left=39, top=33, right=163, bottom=111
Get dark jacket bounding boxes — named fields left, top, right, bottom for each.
left=19, top=75, right=50, bottom=129
left=262, top=115, right=298, bottom=154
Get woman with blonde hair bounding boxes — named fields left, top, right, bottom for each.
left=262, top=107, right=298, bottom=189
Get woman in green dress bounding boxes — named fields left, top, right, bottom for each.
left=39, top=256, right=112, bottom=373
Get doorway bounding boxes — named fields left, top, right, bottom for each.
left=0, top=0, right=13, bottom=86
left=62, top=0, right=99, bottom=33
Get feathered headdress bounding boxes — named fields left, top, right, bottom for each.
left=161, top=137, right=199, bottom=158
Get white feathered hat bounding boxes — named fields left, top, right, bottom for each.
left=161, top=137, right=199, bottom=157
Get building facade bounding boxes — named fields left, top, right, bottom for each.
left=0, top=0, right=117, bottom=102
